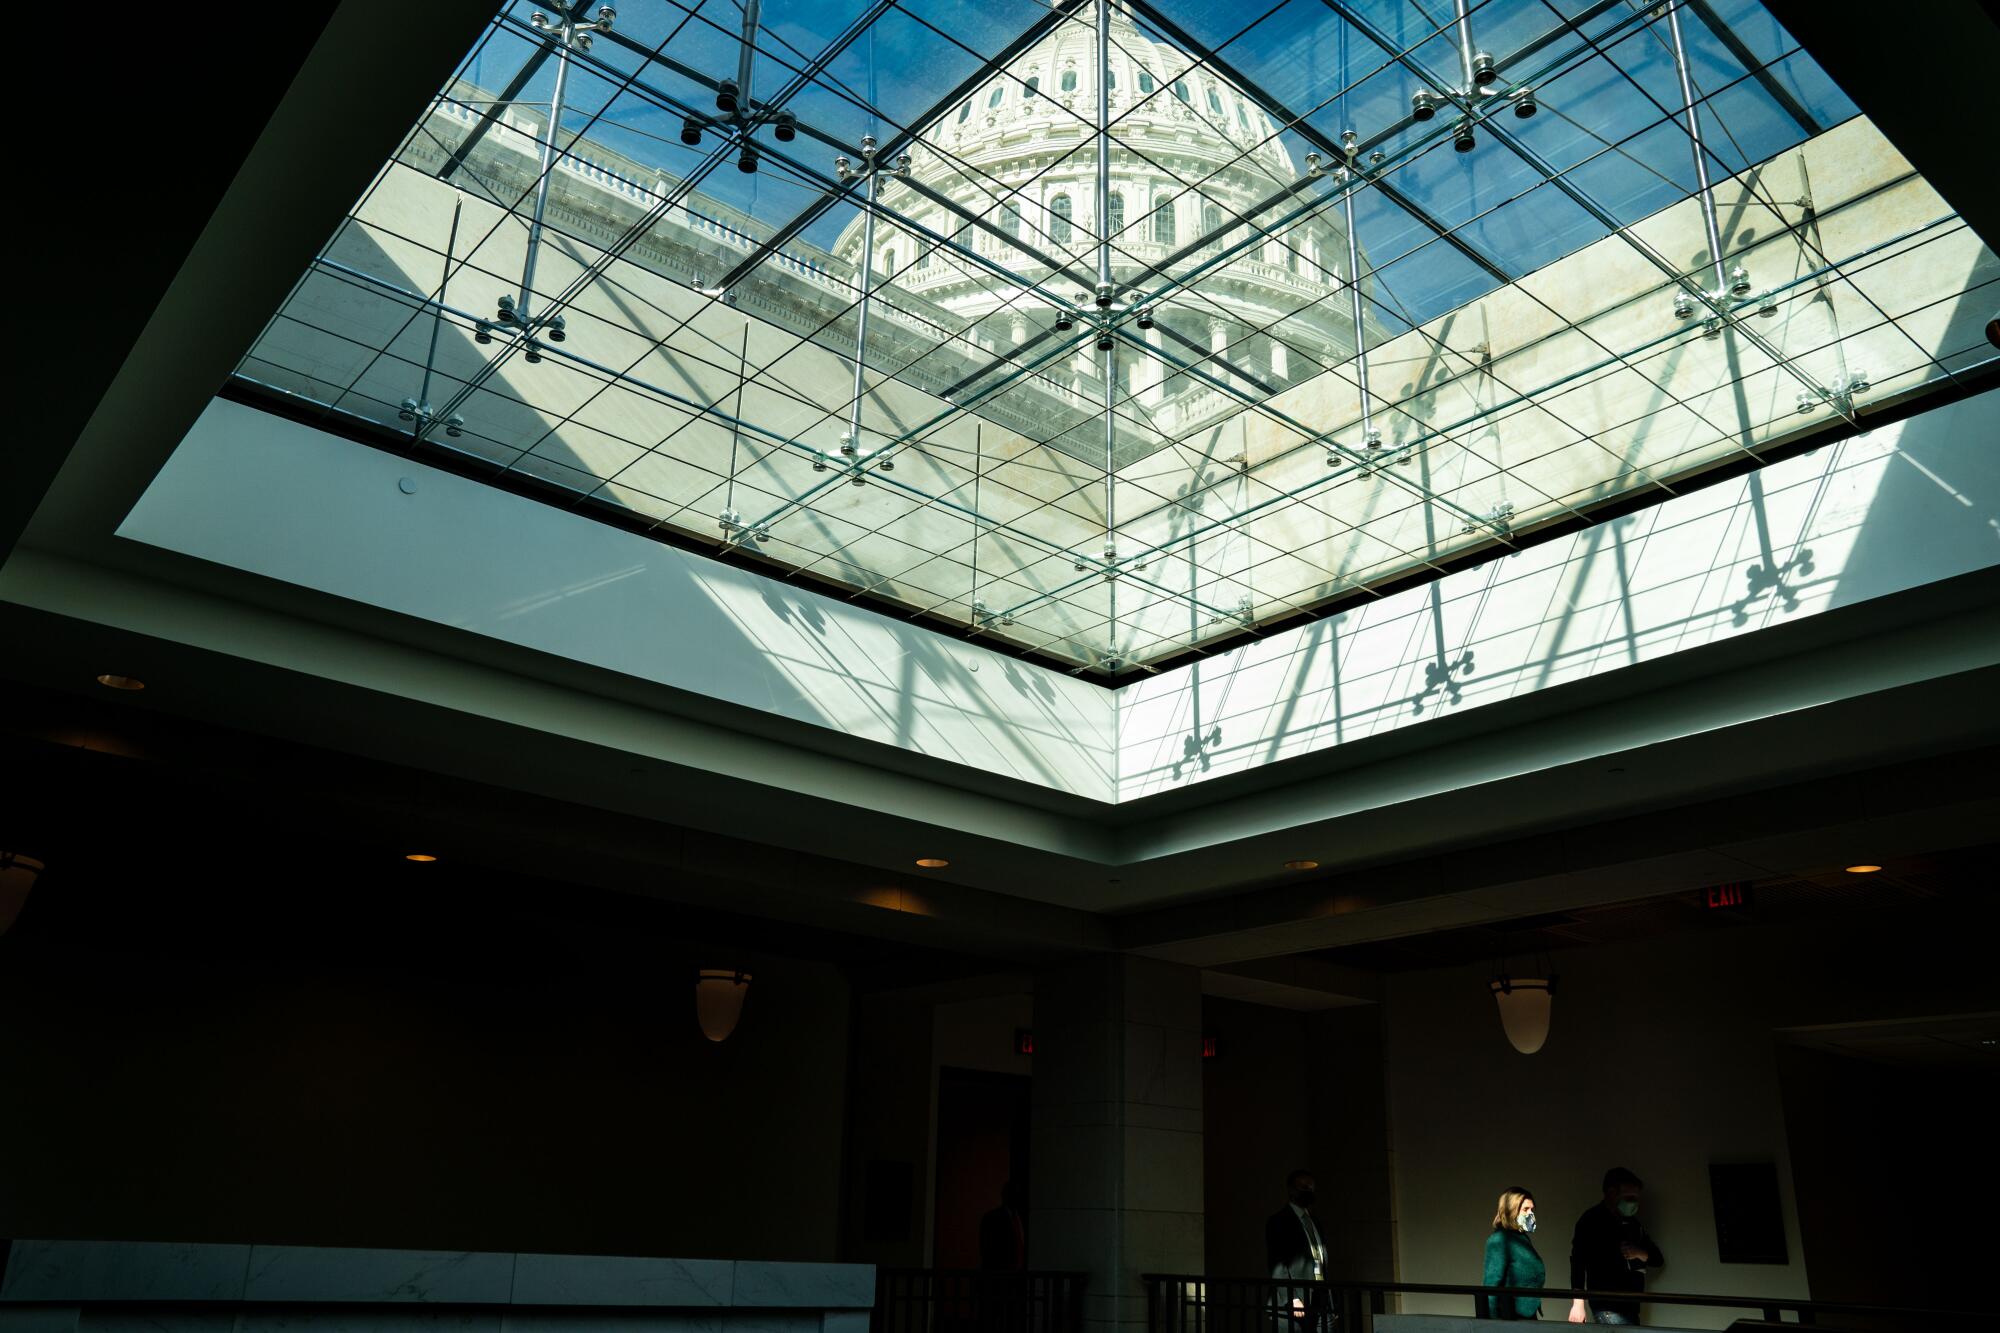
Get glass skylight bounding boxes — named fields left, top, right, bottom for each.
left=235, top=0, right=1999, bottom=674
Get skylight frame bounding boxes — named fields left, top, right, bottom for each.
left=230, top=0, right=2000, bottom=678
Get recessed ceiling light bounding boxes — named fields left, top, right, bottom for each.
left=95, top=674, right=145, bottom=691
left=405, top=853, right=439, bottom=863
left=1844, top=864, right=1882, bottom=874
left=915, top=857, right=949, bottom=869
left=1284, top=859, right=1319, bottom=871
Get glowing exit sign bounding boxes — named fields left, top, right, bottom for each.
left=1702, top=883, right=1754, bottom=911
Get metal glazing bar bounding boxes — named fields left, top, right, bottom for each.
left=1667, top=0, right=1729, bottom=295
left=310, top=258, right=1238, bottom=617
left=1108, top=321, right=1502, bottom=535
left=709, top=2, right=1071, bottom=290
left=514, top=18, right=1090, bottom=316
left=1122, top=0, right=1620, bottom=293
left=1079, top=218, right=1942, bottom=579
left=438, top=38, right=554, bottom=183
left=1150, top=320, right=1281, bottom=397
left=1506, top=0, right=1627, bottom=71
left=1684, top=0, right=1818, bottom=136
left=1318, top=0, right=1858, bottom=426
left=898, top=175, right=1099, bottom=294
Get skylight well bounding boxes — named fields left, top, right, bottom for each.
left=234, top=0, right=1999, bottom=676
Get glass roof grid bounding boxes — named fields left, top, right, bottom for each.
left=1108, top=467, right=1331, bottom=593
left=1096, top=231, right=1608, bottom=544
left=1359, top=14, right=1864, bottom=439
left=678, top=1, right=1088, bottom=290
left=235, top=0, right=1999, bottom=671
left=1103, top=0, right=1635, bottom=300
left=1108, top=1, right=1712, bottom=343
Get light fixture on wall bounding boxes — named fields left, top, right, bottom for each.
left=695, top=968, right=753, bottom=1042
left=1, top=852, right=44, bottom=939
left=1490, top=970, right=1556, bottom=1055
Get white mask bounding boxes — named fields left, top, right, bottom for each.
left=1520, top=1211, right=1537, bottom=1233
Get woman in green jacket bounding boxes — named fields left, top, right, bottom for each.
left=1482, top=1187, right=1547, bottom=1320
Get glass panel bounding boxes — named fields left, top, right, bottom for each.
left=235, top=0, right=1997, bottom=672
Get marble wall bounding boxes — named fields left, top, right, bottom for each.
left=0, top=1242, right=872, bottom=1333
left=1030, top=957, right=1204, bottom=1333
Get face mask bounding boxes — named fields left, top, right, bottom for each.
left=1294, top=1189, right=1316, bottom=1207
left=1519, top=1211, right=1537, bottom=1233
left=1616, top=1200, right=1639, bottom=1218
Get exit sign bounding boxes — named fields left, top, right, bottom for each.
left=1702, top=883, right=1754, bottom=911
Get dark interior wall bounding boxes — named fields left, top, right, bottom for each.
left=0, top=852, right=852, bottom=1259
left=1381, top=901, right=2000, bottom=1323
left=842, top=994, right=934, bottom=1267
left=1200, top=1000, right=1396, bottom=1283
left=1779, top=1045, right=2000, bottom=1316
left=1202, top=998, right=1309, bottom=1277
left=1304, top=1007, right=1396, bottom=1283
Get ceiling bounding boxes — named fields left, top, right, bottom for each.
left=1303, top=846, right=1999, bottom=971
left=1779, top=1013, right=2000, bottom=1070
left=3, top=0, right=1998, bottom=975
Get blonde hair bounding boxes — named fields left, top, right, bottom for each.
left=1491, top=1187, right=1535, bottom=1232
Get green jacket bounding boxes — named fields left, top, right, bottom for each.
left=1482, top=1228, right=1545, bottom=1320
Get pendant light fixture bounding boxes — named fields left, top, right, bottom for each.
left=1490, top=968, right=1556, bottom=1055
left=695, top=968, right=753, bottom=1042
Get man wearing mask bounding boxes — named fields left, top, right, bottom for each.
left=1267, top=1170, right=1331, bottom=1333
left=1568, top=1168, right=1663, bottom=1324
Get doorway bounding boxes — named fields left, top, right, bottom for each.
left=933, top=1066, right=1031, bottom=1269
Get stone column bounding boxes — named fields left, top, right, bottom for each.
left=1207, top=315, right=1237, bottom=393
left=1030, top=955, right=1204, bottom=1333
left=1134, top=326, right=1166, bottom=406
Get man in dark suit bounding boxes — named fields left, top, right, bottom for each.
left=979, top=1180, right=1027, bottom=1271
left=1266, top=1169, right=1333, bottom=1333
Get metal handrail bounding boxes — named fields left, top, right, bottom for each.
left=874, top=1267, right=1088, bottom=1333
left=1141, top=1272, right=1997, bottom=1327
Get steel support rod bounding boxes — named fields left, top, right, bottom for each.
left=1104, top=340, right=1118, bottom=658
left=1103, top=341, right=1117, bottom=540
left=1667, top=0, right=1729, bottom=295
left=1452, top=0, right=1478, bottom=91
left=416, top=197, right=463, bottom=427
left=846, top=164, right=881, bottom=467
left=517, top=23, right=575, bottom=325
left=735, top=0, right=762, bottom=115
left=1095, top=0, right=1113, bottom=304
left=1340, top=172, right=1376, bottom=449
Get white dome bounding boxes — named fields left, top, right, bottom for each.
left=835, top=0, right=1357, bottom=429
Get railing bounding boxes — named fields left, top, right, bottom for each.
left=1142, top=1274, right=1998, bottom=1333
left=875, top=1270, right=1086, bottom=1333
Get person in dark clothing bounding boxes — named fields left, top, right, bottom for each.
left=978, top=1180, right=1028, bottom=1271
left=1567, top=1167, right=1663, bottom=1324
left=1481, top=1187, right=1546, bottom=1320
left=1266, top=1169, right=1333, bottom=1333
